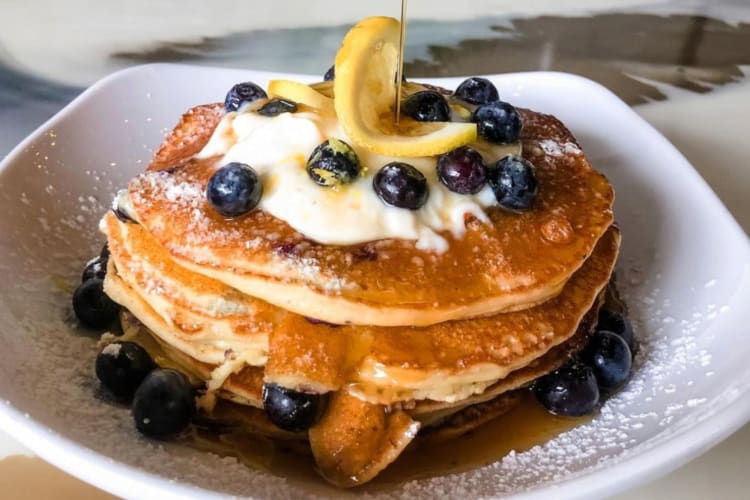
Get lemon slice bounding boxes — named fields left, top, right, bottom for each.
left=334, top=17, right=476, bottom=157
left=268, top=79, right=335, bottom=116
left=309, top=81, right=334, bottom=99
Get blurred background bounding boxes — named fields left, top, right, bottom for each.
left=0, top=0, right=748, bottom=497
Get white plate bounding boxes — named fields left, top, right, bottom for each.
left=0, top=64, right=748, bottom=499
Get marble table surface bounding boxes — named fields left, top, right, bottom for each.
left=0, top=0, right=748, bottom=497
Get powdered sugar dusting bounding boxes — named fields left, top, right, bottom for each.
left=537, top=139, right=582, bottom=157
left=1, top=222, right=743, bottom=499
left=1, top=97, right=749, bottom=498
left=101, top=342, right=122, bottom=357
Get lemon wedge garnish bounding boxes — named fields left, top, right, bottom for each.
left=268, top=79, right=335, bottom=116
left=334, top=17, right=476, bottom=157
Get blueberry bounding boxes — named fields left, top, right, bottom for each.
left=598, top=309, right=635, bottom=354
left=206, top=162, right=263, bottom=218
left=262, top=383, right=325, bottom=432
left=455, top=77, right=499, bottom=105
left=257, top=98, right=298, bottom=117
left=472, top=101, right=522, bottom=144
left=488, top=155, right=538, bottom=211
left=224, top=82, right=268, bottom=112
left=582, top=330, right=632, bottom=391
left=96, top=342, right=156, bottom=398
left=82, top=244, right=109, bottom=283
left=132, top=369, right=194, bottom=438
left=324, top=65, right=335, bottom=82
left=373, top=162, right=429, bottom=210
left=100, top=243, right=110, bottom=261
left=112, top=207, right=136, bottom=224
left=533, top=361, right=600, bottom=417
left=402, top=91, right=451, bottom=122
left=81, top=256, right=107, bottom=283
left=111, top=189, right=137, bottom=224
left=307, top=138, right=361, bottom=187
left=72, top=278, right=119, bottom=329
left=437, top=146, right=487, bottom=194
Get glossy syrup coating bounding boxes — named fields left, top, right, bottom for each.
left=306, top=138, right=361, bottom=187
left=103, top=207, right=618, bottom=404
left=402, top=90, right=451, bottom=122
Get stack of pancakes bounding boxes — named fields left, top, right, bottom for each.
left=101, top=98, right=617, bottom=486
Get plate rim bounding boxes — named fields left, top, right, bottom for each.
left=1, top=62, right=749, bottom=500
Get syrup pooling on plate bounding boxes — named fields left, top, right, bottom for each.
left=68, top=14, right=636, bottom=489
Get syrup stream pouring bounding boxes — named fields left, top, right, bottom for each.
left=394, top=0, right=408, bottom=126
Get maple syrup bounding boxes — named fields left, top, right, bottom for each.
left=184, top=391, right=586, bottom=489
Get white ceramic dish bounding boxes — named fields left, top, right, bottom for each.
left=0, top=64, right=748, bottom=499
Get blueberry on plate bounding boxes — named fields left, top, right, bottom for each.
left=132, top=369, right=194, bottom=438
left=81, top=256, right=107, bottom=283
left=111, top=189, right=137, bottom=224
left=323, top=65, right=335, bottom=82
left=533, top=360, right=600, bottom=417
left=437, top=146, right=487, bottom=194
left=455, top=77, right=499, bottom=105
left=82, top=243, right=111, bottom=283
left=224, top=82, right=268, bottom=112
left=95, top=341, right=156, bottom=398
left=488, top=155, right=538, bottom=211
left=402, top=91, right=451, bottom=122
left=598, top=309, right=635, bottom=354
left=307, top=138, right=361, bottom=187
left=373, top=162, right=429, bottom=210
left=472, top=101, right=523, bottom=144
left=581, top=330, right=633, bottom=391
left=262, top=383, right=325, bottom=432
left=72, top=278, right=119, bottom=329
left=257, top=98, right=298, bottom=117
left=100, top=243, right=110, bottom=261
left=206, top=162, right=263, bottom=218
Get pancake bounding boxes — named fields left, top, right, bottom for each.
left=116, top=276, right=600, bottom=421
left=103, top=206, right=618, bottom=403
left=264, top=227, right=619, bottom=403
left=91, top=14, right=627, bottom=488
left=128, top=106, right=614, bottom=327
left=103, top=213, right=272, bottom=367
left=109, top=249, right=611, bottom=488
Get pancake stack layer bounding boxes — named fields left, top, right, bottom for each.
left=100, top=17, right=619, bottom=487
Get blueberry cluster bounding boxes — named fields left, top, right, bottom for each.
left=394, top=77, right=535, bottom=211
left=73, top=244, right=119, bottom=329
left=72, top=247, right=195, bottom=438
left=96, top=340, right=195, bottom=438
left=404, top=76, right=523, bottom=145
left=533, top=308, right=635, bottom=417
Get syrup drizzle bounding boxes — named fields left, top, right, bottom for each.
left=394, top=0, right=408, bottom=125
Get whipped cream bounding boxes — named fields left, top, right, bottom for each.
left=196, top=109, right=520, bottom=252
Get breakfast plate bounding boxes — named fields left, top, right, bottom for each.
left=0, top=63, right=748, bottom=499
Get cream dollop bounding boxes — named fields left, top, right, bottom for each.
left=196, top=109, right=520, bottom=252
